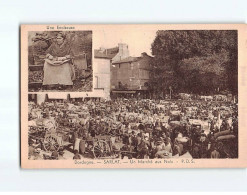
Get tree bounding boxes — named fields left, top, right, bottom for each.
left=151, top=30, right=238, bottom=95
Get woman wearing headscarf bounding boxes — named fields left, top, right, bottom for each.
left=43, top=32, right=75, bottom=90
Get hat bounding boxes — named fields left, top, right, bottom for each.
left=156, top=137, right=163, bottom=142
left=156, top=140, right=163, bottom=145
left=56, top=32, right=66, bottom=39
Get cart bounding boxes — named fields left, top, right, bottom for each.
left=85, top=135, right=118, bottom=159
left=28, top=118, right=64, bottom=152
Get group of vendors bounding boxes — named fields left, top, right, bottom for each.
left=28, top=97, right=238, bottom=159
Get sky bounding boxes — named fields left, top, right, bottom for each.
left=94, top=27, right=157, bottom=57
left=28, top=28, right=158, bottom=57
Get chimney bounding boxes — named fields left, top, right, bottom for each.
left=118, top=43, right=129, bottom=57
left=112, top=43, right=130, bottom=62
left=99, top=47, right=106, bottom=53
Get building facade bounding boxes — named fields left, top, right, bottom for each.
left=111, top=52, right=153, bottom=97
left=94, top=43, right=153, bottom=99
left=94, top=43, right=130, bottom=99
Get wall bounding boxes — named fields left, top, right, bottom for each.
left=135, top=55, right=152, bottom=88
left=94, top=58, right=111, bottom=98
left=111, top=55, right=152, bottom=90
left=111, top=62, right=131, bottom=89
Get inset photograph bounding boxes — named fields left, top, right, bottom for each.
left=28, top=31, right=92, bottom=92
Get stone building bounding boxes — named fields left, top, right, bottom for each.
left=111, top=52, right=153, bottom=97
left=94, top=43, right=130, bottom=99
left=94, top=43, right=153, bottom=99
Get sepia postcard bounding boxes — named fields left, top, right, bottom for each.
left=21, top=24, right=247, bottom=168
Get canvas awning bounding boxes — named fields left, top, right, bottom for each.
left=70, top=94, right=85, bottom=98
left=70, top=90, right=105, bottom=98
left=112, top=90, right=136, bottom=94
left=48, top=94, right=67, bottom=99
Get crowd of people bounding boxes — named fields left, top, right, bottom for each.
left=28, top=97, right=238, bottom=160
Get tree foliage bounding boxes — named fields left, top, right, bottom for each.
left=151, top=30, right=238, bottom=95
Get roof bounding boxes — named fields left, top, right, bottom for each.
left=94, top=47, right=119, bottom=59
left=112, top=53, right=153, bottom=64
left=112, top=56, right=141, bottom=64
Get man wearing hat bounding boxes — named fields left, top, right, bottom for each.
left=199, top=133, right=209, bottom=158
left=210, top=144, right=220, bottom=159
left=72, top=129, right=79, bottom=151
left=73, top=150, right=81, bottom=159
